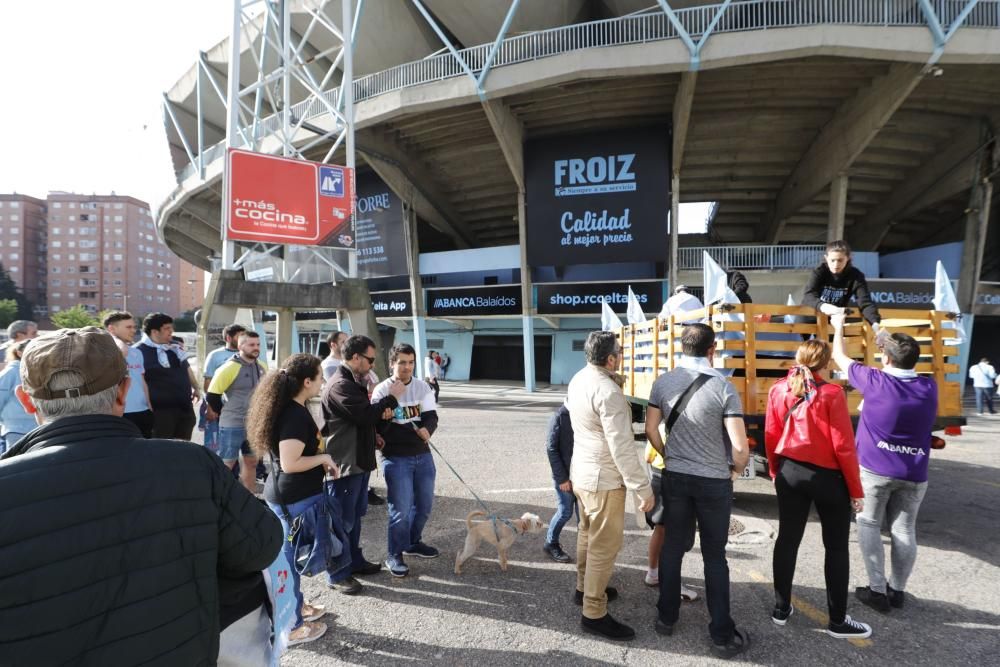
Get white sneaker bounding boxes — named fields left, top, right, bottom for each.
left=681, top=584, right=699, bottom=601
left=826, top=615, right=872, bottom=639
left=288, top=620, right=327, bottom=646
left=644, top=571, right=659, bottom=587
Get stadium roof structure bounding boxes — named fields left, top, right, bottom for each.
left=159, top=0, right=1000, bottom=272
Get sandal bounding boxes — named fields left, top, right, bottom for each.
left=301, top=603, right=326, bottom=622
left=712, top=627, right=751, bottom=659
left=287, top=620, right=327, bottom=646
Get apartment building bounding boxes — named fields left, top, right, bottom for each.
left=45, top=193, right=179, bottom=317
left=0, top=194, right=48, bottom=311
left=177, top=257, right=206, bottom=314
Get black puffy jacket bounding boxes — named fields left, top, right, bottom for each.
left=0, top=415, right=283, bottom=666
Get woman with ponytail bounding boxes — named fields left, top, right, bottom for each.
left=764, top=340, right=869, bottom=639
left=246, top=353, right=335, bottom=646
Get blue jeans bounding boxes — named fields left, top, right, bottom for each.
left=657, top=471, right=736, bottom=644
left=217, top=426, right=247, bottom=462
left=326, top=471, right=370, bottom=582
left=974, top=387, right=995, bottom=414
left=383, top=452, right=436, bottom=556
left=266, top=493, right=332, bottom=629
left=546, top=484, right=578, bottom=545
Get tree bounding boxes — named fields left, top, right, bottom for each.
left=0, top=299, right=17, bottom=329
left=173, top=309, right=197, bottom=332
left=0, top=262, right=33, bottom=319
left=51, top=305, right=100, bottom=329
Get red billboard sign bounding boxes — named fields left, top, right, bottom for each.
left=224, top=149, right=355, bottom=248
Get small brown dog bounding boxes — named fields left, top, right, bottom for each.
left=454, top=510, right=547, bottom=574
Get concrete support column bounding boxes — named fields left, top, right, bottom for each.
left=828, top=174, right=849, bottom=242
left=958, top=179, right=994, bottom=313
left=404, top=201, right=427, bottom=365
left=518, top=189, right=536, bottom=392
left=275, top=307, right=294, bottom=366
left=669, top=174, right=680, bottom=290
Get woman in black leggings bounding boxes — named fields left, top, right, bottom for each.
left=763, top=340, right=870, bottom=639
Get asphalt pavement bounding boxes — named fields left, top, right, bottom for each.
left=281, top=381, right=1000, bottom=666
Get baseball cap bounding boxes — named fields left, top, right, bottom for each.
left=673, top=284, right=689, bottom=294
left=20, top=327, right=127, bottom=400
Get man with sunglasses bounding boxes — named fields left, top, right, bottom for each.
left=323, top=334, right=406, bottom=594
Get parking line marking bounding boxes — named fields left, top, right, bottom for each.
left=485, top=487, right=553, bottom=494
left=747, top=570, right=872, bottom=648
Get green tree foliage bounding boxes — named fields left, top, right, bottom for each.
left=173, top=310, right=197, bottom=332
left=51, top=305, right=100, bottom=329
left=0, top=299, right=18, bottom=329
left=0, top=263, right=33, bottom=319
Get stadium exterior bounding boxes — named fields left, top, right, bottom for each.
left=158, top=0, right=1000, bottom=386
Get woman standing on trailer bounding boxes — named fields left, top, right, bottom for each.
left=802, top=240, right=882, bottom=326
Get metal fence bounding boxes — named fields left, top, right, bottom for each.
left=178, top=0, right=1000, bottom=181
left=678, top=244, right=827, bottom=270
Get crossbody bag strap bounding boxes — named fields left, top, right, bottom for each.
left=782, top=396, right=807, bottom=425
left=666, top=373, right=713, bottom=432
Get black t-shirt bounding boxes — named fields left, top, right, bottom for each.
left=263, top=401, right=325, bottom=505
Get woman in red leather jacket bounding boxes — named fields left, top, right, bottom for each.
left=764, top=339, right=870, bottom=639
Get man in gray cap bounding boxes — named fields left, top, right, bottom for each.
left=0, top=327, right=282, bottom=665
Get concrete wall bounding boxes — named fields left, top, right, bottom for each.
left=880, top=242, right=963, bottom=279
left=551, top=321, right=599, bottom=385
left=392, top=324, right=477, bottom=382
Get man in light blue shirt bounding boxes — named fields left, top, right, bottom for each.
left=0, top=339, right=38, bottom=452
left=104, top=312, right=154, bottom=437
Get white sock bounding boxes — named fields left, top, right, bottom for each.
left=647, top=567, right=658, bottom=577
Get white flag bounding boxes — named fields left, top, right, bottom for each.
left=932, top=261, right=966, bottom=344
left=601, top=298, right=624, bottom=332
left=784, top=293, right=797, bottom=324
left=702, top=252, right=741, bottom=306
left=932, top=261, right=960, bottom=312
left=626, top=286, right=646, bottom=324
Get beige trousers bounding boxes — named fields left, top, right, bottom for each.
left=574, top=486, right=626, bottom=619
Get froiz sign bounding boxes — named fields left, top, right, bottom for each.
left=225, top=149, right=355, bottom=247
left=526, top=127, right=669, bottom=266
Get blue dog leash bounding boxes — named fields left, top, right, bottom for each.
left=410, top=423, right=518, bottom=539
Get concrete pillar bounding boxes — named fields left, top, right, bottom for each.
left=518, top=189, right=536, bottom=391
left=958, top=179, right=993, bottom=313
left=828, top=174, right=849, bottom=242
left=669, top=174, right=680, bottom=290
left=404, top=202, right=427, bottom=365
left=275, top=307, right=294, bottom=366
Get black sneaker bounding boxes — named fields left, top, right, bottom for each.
left=328, top=576, right=363, bottom=595
left=402, top=542, right=440, bottom=559
left=367, top=488, right=386, bottom=505
left=711, top=628, right=751, bottom=659
left=580, top=613, right=635, bottom=641
left=855, top=586, right=891, bottom=613
left=654, top=617, right=674, bottom=636
left=771, top=604, right=794, bottom=627
left=887, top=585, right=905, bottom=609
left=826, top=615, right=872, bottom=639
left=574, top=586, right=618, bottom=605
left=351, top=559, right=382, bottom=576
left=543, top=542, right=572, bottom=563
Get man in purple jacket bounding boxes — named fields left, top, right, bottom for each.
left=831, top=316, right=938, bottom=613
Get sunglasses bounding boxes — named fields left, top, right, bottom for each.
left=360, top=354, right=375, bottom=364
